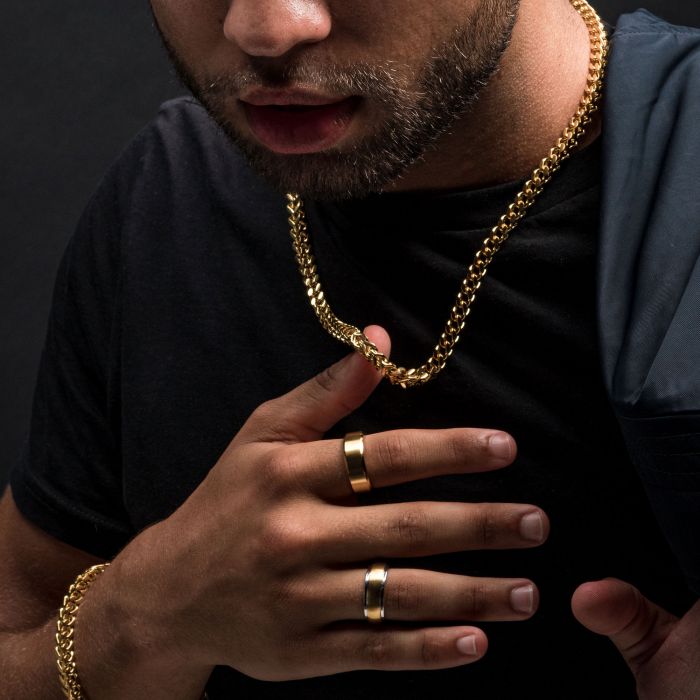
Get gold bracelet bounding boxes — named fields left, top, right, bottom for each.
left=55, top=562, right=111, bottom=699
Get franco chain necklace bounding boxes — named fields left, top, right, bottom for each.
left=287, top=0, right=608, bottom=389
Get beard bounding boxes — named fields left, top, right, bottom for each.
left=153, top=1, right=520, bottom=200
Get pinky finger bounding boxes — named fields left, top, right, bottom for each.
left=322, top=623, right=488, bottom=672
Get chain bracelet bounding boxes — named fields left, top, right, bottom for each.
left=287, top=0, right=608, bottom=389
left=55, top=562, right=111, bottom=699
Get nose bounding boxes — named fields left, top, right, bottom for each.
left=224, top=0, right=332, bottom=58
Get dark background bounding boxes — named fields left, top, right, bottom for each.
left=2, top=1, right=700, bottom=489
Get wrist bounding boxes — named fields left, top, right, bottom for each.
left=72, top=538, right=213, bottom=699
left=56, top=563, right=111, bottom=698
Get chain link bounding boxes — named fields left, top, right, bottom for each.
left=55, top=563, right=110, bottom=699
left=288, top=0, right=608, bottom=388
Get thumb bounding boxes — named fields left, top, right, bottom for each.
left=242, top=325, right=391, bottom=444
left=571, top=578, right=678, bottom=673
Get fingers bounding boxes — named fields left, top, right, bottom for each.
left=314, top=568, right=538, bottom=623
left=279, top=427, right=516, bottom=500
left=310, top=501, right=548, bottom=562
left=238, top=325, right=391, bottom=444
left=363, top=428, right=516, bottom=480
left=571, top=578, right=678, bottom=673
left=320, top=623, right=489, bottom=672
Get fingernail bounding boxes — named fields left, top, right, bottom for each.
left=510, top=585, right=535, bottom=614
left=519, top=512, right=544, bottom=542
left=487, top=433, right=512, bottom=462
left=456, top=634, right=478, bottom=656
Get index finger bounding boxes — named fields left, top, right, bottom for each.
left=281, top=428, right=516, bottom=500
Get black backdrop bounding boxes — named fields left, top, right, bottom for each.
left=2, top=1, right=699, bottom=488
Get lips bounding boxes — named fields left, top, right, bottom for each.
left=240, top=96, right=361, bottom=155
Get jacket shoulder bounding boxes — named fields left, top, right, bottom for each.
left=613, top=8, right=700, bottom=37
left=597, top=8, right=700, bottom=416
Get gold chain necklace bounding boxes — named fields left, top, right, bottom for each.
left=287, top=0, right=608, bottom=389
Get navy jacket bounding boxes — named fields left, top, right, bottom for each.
left=601, top=10, right=700, bottom=595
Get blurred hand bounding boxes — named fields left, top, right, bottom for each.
left=572, top=578, right=700, bottom=699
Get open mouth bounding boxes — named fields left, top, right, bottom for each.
left=240, top=97, right=362, bottom=155
left=266, top=105, right=329, bottom=112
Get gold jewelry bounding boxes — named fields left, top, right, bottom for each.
left=344, top=431, right=372, bottom=493
left=55, top=562, right=111, bottom=699
left=364, top=562, right=389, bottom=623
left=287, top=0, right=608, bottom=389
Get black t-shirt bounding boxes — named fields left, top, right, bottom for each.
left=9, top=97, right=694, bottom=698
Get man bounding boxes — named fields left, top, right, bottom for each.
left=1, top=0, right=698, bottom=698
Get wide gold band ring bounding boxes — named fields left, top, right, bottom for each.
left=364, top=562, right=389, bottom=623
left=344, top=431, right=372, bottom=493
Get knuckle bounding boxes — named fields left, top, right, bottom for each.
left=462, top=582, right=487, bottom=618
left=259, top=511, right=312, bottom=566
left=249, top=400, right=299, bottom=443
left=419, top=632, right=444, bottom=665
left=446, top=430, right=472, bottom=463
left=386, top=575, right=422, bottom=614
left=390, top=508, right=431, bottom=547
left=267, top=579, right=297, bottom=611
left=311, top=366, right=355, bottom=416
left=271, top=577, right=315, bottom=610
left=376, top=433, right=414, bottom=478
left=262, top=448, right=301, bottom=492
left=474, top=505, right=498, bottom=546
left=250, top=399, right=277, bottom=427
left=364, top=635, right=393, bottom=666
left=312, top=365, right=337, bottom=396
left=456, top=429, right=490, bottom=460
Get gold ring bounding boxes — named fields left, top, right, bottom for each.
left=344, top=431, right=371, bottom=493
left=364, top=562, right=389, bottom=623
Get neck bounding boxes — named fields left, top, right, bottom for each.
left=386, top=0, right=599, bottom=193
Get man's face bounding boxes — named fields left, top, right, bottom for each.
left=150, top=0, right=520, bottom=199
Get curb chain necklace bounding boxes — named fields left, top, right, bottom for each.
left=287, top=0, right=609, bottom=389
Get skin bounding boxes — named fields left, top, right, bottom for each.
left=78, top=327, right=548, bottom=688
left=150, top=0, right=596, bottom=198
left=78, top=0, right=697, bottom=694
left=142, top=0, right=700, bottom=697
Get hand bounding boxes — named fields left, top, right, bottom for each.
left=572, top=578, right=700, bottom=699
left=115, top=325, right=549, bottom=682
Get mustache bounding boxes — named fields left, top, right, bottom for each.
left=197, top=60, right=417, bottom=102
left=151, top=16, right=421, bottom=104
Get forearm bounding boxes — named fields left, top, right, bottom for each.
left=75, top=556, right=213, bottom=700
left=0, top=561, right=213, bottom=700
left=0, top=620, right=66, bottom=699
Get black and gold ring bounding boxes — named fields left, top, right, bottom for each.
left=364, top=562, right=389, bottom=623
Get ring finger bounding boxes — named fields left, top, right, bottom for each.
left=307, top=568, right=539, bottom=624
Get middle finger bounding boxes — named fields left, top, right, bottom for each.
left=280, top=428, right=516, bottom=501
left=311, top=501, right=548, bottom=563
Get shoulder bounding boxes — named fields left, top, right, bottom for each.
left=598, top=10, right=700, bottom=417
left=82, top=95, right=286, bottom=249
left=134, top=96, right=235, bottom=169
left=609, top=9, right=700, bottom=81
left=104, top=96, right=273, bottom=206
left=612, top=7, right=700, bottom=37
